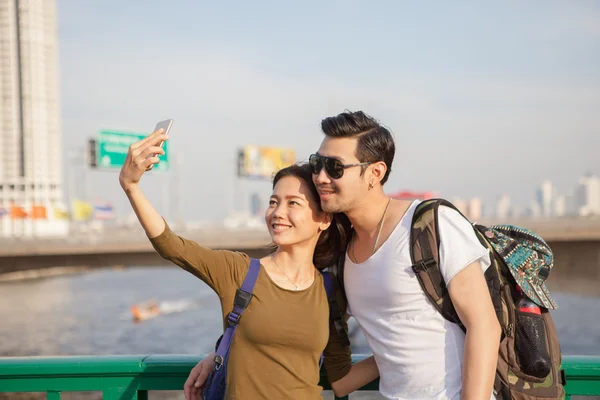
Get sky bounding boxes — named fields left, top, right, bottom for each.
left=56, top=0, right=600, bottom=222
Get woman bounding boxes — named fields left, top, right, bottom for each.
left=119, top=128, right=378, bottom=400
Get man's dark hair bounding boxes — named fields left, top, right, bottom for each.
left=321, top=110, right=395, bottom=185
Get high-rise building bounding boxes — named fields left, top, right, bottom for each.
left=526, top=200, right=541, bottom=218
left=451, top=197, right=469, bottom=218
left=553, top=194, right=566, bottom=217
left=536, top=180, right=554, bottom=218
left=0, top=0, right=62, bottom=229
left=496, top=193, right=512, bottom=219
left=250, top=192, right=263, bottom=216
left=468, top=197, right=482, bottom=221
left=576, top=174, right=600, bottom=216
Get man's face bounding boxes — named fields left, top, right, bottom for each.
left=312, top=136, right=368, bottom=213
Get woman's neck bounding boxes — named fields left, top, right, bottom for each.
left=271, top=243, right=315, bottom=281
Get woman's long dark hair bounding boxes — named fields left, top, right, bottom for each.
left=272, top=163, right=352, bottom=270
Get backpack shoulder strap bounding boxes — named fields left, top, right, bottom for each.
left=318, top=270, right=335, bottom=368
left=226, top=257, right=260, bottom=326
left=410, top=199, right=463, bottom=329
left=320, top=270, right=333, bottom=299
left=321, top=265, right=350, bottom=347
left=214, top=258, right=261, bottom=368
left=335, top=251, right=347, bottom=301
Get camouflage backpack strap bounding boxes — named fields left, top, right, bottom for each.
left=410, top=198, right=464, bottom=330
left=329, top=253, right=351, bottom=347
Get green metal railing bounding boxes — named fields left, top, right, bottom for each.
left=0, top=354, right=599, bottom=399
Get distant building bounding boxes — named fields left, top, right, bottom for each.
left=250, top=192, right=263, bottom=216
left=526, top=201, right=542, bottom=218
left=391, top=192, right=484, bottom=222
left=0, top=0, right=63, bottom=236
left=536, top=180, right=554, bottom=218
left=496, top=194, right=512, bottom=219
left=389, top=191, right=437, bottom=201
left=576, top=174, right=600, bottom=216
left=452, top=198, right=469, bottom=217
left=450, top=197, right=482, bottom=221
left=554, top=194, right=566, bottom=217
left=468, top=197, right=483, bottom=221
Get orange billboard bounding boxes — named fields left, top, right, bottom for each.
left=237, top=146, right=296, bottom=180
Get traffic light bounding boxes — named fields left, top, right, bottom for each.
left=88, top=138, right=97, bottom=168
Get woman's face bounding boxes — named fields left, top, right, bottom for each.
left=265, top=175, right=331, bottom=248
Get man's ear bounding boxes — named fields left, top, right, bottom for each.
left=369, top=161, right=387, bottom=187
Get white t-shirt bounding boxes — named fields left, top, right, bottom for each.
left=344, top=200, right=495, bottom=400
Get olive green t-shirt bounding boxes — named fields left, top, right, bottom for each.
left=149, top=223, right=351, bottom=399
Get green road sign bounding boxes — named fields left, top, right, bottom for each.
left=96, top=130, right=169, bottom=171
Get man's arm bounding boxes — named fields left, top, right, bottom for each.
left=183, top=352, right=215, bottom=400
left=448, top=262, right=501, bottom=400
left=330, top=355, right=379, bottom=398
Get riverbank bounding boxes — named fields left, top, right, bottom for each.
left=0, top=266, right=94, bottom=283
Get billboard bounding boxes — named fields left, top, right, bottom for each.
left=237, top=146, right=296, bottom=180
left=95, top=130, right=169, bottom=171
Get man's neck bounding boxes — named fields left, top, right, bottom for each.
left=345, top=192, right=393, bottom=239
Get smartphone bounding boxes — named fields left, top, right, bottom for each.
left=147, top=119, right=173, bottom=168
left=154, top=119, right=173, bottom=148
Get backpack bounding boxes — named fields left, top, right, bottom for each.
left=410, top=199, right=565, bottom=400
left=203, top=258, right=335, bottom=400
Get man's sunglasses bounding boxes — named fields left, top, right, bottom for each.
left=309, top=154, right=372, bottom=179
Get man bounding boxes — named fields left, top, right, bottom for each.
left=185, top=111, right=501, bottom=400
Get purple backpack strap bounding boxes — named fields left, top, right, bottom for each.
left=319, top=270, right=334, bottom=368
left=321, top=270, right=334, bottom=299
left=213, top=258, right=260, bottom=368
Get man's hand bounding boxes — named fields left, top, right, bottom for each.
left=184, top=352, right=216, bottom=400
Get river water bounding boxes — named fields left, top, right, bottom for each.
left=1, top=267, right=598, bottom=399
